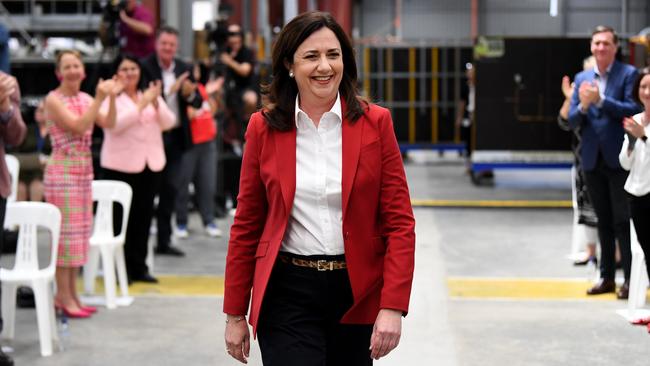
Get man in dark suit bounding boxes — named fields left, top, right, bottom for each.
left=0, top=71, right=27, bottom=366
left=568, top=25, right=641, bottom=299
left=141, top=26, right=202, bottom=259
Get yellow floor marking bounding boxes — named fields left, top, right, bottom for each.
left=447, top=277, right=648, bottom=301
left=412, top=199, right=572, bottom=208
left=80, top=275, right=224, bottom=296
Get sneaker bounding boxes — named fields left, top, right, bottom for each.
left=175, top=224, right=189, bottom=239
left=205, top=222, right=223, bottom=237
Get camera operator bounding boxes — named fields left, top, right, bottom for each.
left=100, top=0, right=155, bottom=58
left=219, top=24, right=257, bottom=211
left=119, top=0, right=155, bottom=57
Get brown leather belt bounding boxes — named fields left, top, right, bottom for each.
left=278, top=254, right=347, bottom=271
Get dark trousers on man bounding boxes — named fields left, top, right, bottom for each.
left=156, top=155, right=182, bottom=250
left=629, top=192, right=650, bottom=279
left=257, top=254, right=373, bottom=366
left=584, top=155, right=631, bottom=281
left=102, top=167, right=161, bottom=278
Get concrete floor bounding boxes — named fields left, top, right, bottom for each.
left=5, top=154, right=650, bottom=365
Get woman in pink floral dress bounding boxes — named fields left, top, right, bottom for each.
left=44, top=50, right=121, bottom=318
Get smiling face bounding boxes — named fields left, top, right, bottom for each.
left=289, top=27, right=343, bottom=109
left=156, top=31, right=178, bottom=68
left=56, top=52, right=85, bottom=86
left=591, top=31, right=617, bottom=69
left=116, top=58, right=141, bottom=92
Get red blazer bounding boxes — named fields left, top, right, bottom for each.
left=223, top=102, right=415, bottom=335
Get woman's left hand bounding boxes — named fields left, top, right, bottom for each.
left=369, top=308, right=402, bottom=360
left=225, top=315, right=250, bottom=364
left=623, top=117, right=646, bottom=138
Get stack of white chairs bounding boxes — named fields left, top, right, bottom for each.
left=82, top=180, right=133, bottom=309
left=1, top=202, right=61, bottom=356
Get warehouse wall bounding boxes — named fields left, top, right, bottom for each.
left=358, top=0, right=650, bottom=42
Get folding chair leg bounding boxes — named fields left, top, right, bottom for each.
left=100, top=245, right=117, bottom=309
left=1, top=283, right=18, bottom=340
left=83, top=246, right=101, bottom=294
left=32, top=280, right=53, bottom=356
left=115, top=245, right=129, bottom=298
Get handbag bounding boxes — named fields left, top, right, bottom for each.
left=189, top=84, right=217, bottom=144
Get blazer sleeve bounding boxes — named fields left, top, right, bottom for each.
left=223, top=114, right=269, bottom=316
left=104, top=96, right=141, bottom=135
left=618, top=134, right=634, bottom=171
left=601, top=67, right=641, bottom=119
left=0, top=81, right=27, bottom=146
left=377, top=108, right=416, bottom=315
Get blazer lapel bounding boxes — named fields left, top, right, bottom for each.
left=604, top=60, right=620, bottom=98
left=342, top=106, right=362, bottom=221
left=274, top=127, right=297, bottom=217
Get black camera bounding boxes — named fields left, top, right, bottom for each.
left=100, top=0, right=128, bottom=47
left=205, top=19, right=230, bottom=54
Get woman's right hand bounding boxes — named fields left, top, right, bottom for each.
left=224, top=315, right=250, bottom=364
left=95, top=78, right=113, bottom=101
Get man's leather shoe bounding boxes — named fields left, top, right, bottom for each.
left=617, top=282, right=630, bottom=300
left=131, top=272, right=158, bottom=284
left=586, top=279, right=616, bottom=295
left=0, top=348, right=14, bottom=366
left=155, top=245, right=185, bottom=257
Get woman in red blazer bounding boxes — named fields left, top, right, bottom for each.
left=224, top=12, right=415, bottom=365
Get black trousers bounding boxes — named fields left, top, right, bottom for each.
left=156, top=155, right=182, bottom=249
left=584, top=155, right=631, bottom=281
left=257, top=255, right=373, bottom=366
left=102, top=167, right=161, bottom=278
left=629, top=192, right=650, bottom=279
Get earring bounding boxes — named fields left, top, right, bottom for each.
left=289, top=70, right=294, bottom=78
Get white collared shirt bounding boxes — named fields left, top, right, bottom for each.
left=594, top=62, right=613, bottom=108
left=160, top=59, right=180, bottom=128
left=280, top=94, right=344, bottom=256
left=619, top=113, right=650, bottom=197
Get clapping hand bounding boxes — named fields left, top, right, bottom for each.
left=205, top=77, right=224, bottom=95
left=578, top=81, right=600, bottom=109
left=0, top=73, right=17, bottom=112
left=623, top=117, right=645, bottom=139
left=96, top=77, right=125, bottom=100
left=561, top=76, right=574, bottom=100
left=169, top=71, right=189, bottom=95
left=143, top=80, right=162, bottom=108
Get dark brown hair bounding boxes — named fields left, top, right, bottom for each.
left=262, top=11, right=366, bottom=131
left=157, top=25, right=179, bottom=38
left=592, top=25, right=618, bottom=44
left=112, top=53, right=144, bottom=91
left=632, top=67, right=649, bottom=105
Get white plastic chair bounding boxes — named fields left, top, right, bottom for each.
left=82, top=180, right=133, bottom=309
left=1, top=202, right=60, bottom=357
left=5, top=154, right=19, bottom=203
left=627, top=220, right=649, bottom=318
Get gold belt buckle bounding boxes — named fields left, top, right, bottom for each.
left=317, top=260, right=333, bottom=271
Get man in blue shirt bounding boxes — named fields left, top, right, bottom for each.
left=568, top=25, right=641, bottom=299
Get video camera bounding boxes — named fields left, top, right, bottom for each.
left=204, top=3, right=233, bottom=77
left=99, top=0, right=128, bottom=47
